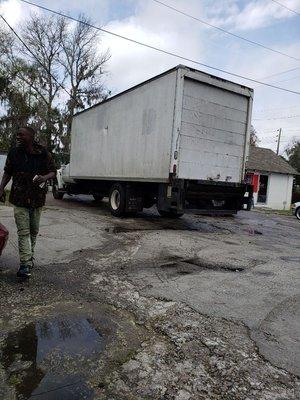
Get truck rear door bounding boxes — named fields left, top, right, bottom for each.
left=177, top=73, right=252, bottom=183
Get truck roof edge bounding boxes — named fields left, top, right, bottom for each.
left=74, top=64, right=254, bottom=118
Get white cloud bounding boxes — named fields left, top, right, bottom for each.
left=222, top=39, right=300, bottom=153
left=0, top=0, right=38, bottom=26
left=101, top=0, right=207, bottom=93
left=38, top=0, right=111, bottom=24
left=207, top=0, right=300, bottom=31
left=0, top=0, right=299, bottom=153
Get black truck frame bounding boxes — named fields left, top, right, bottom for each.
left=53, top=174, right=253, bottom=217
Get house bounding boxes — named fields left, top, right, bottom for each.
left=0, top=150, right=12, bottom=191
left=0, top=150, right=7, bottom=182
left=245, top=146, right=297, bottom=210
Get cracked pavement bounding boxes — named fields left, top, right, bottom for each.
left=0, top=194, right=299, bottom=399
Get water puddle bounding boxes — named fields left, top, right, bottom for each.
left=1, top=317, right=104, bottom=399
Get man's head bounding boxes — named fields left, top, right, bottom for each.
left=16, top=127, right=36, bottom=148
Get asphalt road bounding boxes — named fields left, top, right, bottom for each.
left=0, top=194, right=299, bottom=399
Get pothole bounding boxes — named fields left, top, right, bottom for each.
left=103, top=215, right=232, bottom=234
left=1, top=317, right=103, bottom=399
left=244, top=228, right=263, bottom=235
left=183, top=258, right=245, bottom=272
left=254, top=271, right=274, bottom=276
left=280, top=256, right=300, bottom=262
left=153, top=257, right=246, bottom=281
left=104, top=224, right=198, bottom=234
left=159, top=258, right=245, bottom=274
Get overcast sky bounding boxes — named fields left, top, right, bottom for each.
left=0, top=0, right=300, bottom=154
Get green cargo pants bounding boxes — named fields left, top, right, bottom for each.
left=13, top=206, right=42, bottom=267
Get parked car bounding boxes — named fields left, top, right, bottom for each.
left=0, top=223, right=9, bottom=256
left=291, top=201, right=300, bottom=220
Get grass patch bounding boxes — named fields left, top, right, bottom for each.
left=3, top=189, right=11, bottom=206
left=254, top=207, right=293, bottom=216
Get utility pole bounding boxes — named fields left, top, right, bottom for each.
left=276, top=128, right=282, bottom=155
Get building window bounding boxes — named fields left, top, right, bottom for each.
left=257, top=175, right=269, bottom=203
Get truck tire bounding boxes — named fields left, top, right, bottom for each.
left=109, top=183, right=126, bottom=217
left=52, top=182, right=65, bottom=200
left=296, top=207, right=300, bottom=220
left=143, top=197, right=156, bottom=209
left=158, top=209, right=184, bottom=218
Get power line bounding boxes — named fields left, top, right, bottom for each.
left=260, top=139, right=299, bottom=143
left=0, top=14, right=81, bottom=107
left=261, top=138, right=299, bottom=143
left=256, top=128, right=300, bottom=133
left=270, top=0, right=300, bottom=16
left=278, top=128, right=300, bottom=131
left=253, top=73, right=300, bottom=88
left=258, top=126, right=300, bottom=133
left=254, top=129, right=300, bottom=137
left=259, top=66, right=300, bottom=81
left=255, top=104, right=300, bottom=112
left=252, top=68, right=300, bottom=88
left=253, top=66, right=300, bottom=86
left=260, top=133, right=300, bottom=140
left=253, top=114, right=300, bottom=121
left=267, top=74, right=300, bottom=85
left=151, top=0, right=300, bottom=61
left=17, top=0, right=300, bottom=96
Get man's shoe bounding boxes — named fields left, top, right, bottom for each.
left=17, top=265, right=31, bottom=278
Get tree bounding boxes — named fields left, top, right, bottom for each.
left=18, top=14, right=66, bottom=150
left=250, top=125, right=260, bottom=146
left=59, top=15, right=110, bottom=150
left=286, top=140, right=300, bottom=172
left=0, top=25, right=14, bottom=60
left=0, top=13, right=110, bottom=154
left=0, top=27, right=38, bottom=149
left=0, top=67, right=36, bottom=149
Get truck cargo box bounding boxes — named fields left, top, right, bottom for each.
left=70, top=65, right=253, bottom=185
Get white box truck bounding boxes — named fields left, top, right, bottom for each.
left=53, top=65, right=254, bottom=217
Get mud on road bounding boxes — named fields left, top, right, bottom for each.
left=0, top=195, right=299, bottom=399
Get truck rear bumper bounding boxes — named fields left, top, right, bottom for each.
left=185, top=180, right=252, bottom=212
left=158, top=179, right=252, bottom=215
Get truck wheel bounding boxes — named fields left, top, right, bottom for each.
left=143, top=197, right=156, bottom=209
left=296, top=207, right=300, bottom=220
left=52, top=182, right=64, bottom=200
left=109, top=183, right=126, bottom=217
left=158, top=209, right=184, bottom=218
left=93, top=194, right=104, bottom=202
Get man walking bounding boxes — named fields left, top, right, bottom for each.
left=0, top=127, right=56, bottom=278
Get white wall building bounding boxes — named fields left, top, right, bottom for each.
left=0, top=151, right=11, bottom=190
left=0, top=151, right=7, bottom=182
left=245, top=147, right=297, bottom=210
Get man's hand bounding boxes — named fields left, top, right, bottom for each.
left=33, top=175, right=47, bottom=184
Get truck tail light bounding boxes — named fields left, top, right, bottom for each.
left=173, top=164, right=177, bottom=174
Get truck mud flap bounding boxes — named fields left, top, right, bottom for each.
left=125, top=186, right=143, bottom=212
left=157, top=182, right=185, bottom=213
